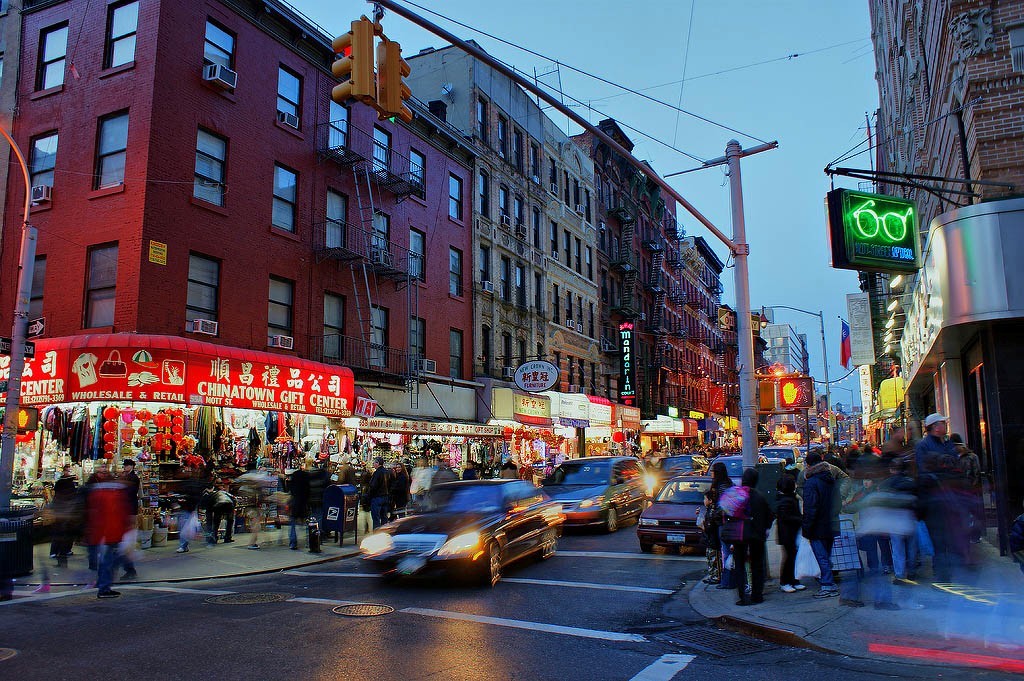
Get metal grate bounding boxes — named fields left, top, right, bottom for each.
left=656, top=627, right=777, bottom=657
left=204, top=592, right=293, bottom=605
left=332, top=603, right=394, bottom=617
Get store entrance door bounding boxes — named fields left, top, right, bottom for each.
left=964, top=360, right=995, bottom=529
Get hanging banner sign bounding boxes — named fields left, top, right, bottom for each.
left=361, top=417, right=502, bottom=438
left=618, top=322, right=636, bottom=405
left=846, top=292, right=876, bottom=366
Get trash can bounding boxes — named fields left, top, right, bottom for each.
left=0, top=506, right=36, bottom=578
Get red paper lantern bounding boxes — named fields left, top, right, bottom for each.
left=103, top=406, right=119, bottom=420
left=137, top=426, right=149, bottom=436
left=136, top=409, right=151, bottom=422
left=172, top=416, right=184, bottom=426
left=171, top=425, right=184, bottom=435
left=104, top=442, right=116, bottom=452
left=171, top=434, right=182, bottom=444
left=154, top=414, right=169, bottom=428
left=102, top=420, right=116, bottom=432
left=153, top=434, right=164, bottom=448
left=611, top=431, right=625, bottom=443
left=103, top=432, right=116, bottom=443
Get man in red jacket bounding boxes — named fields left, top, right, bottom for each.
left=85, top=469, right=132, bottom=598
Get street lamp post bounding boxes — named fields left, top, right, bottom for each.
left=0, top=126, right=36, bottom=509
left=763, top=305, right=834, bottom=445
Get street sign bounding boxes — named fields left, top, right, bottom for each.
left=826, top=189, right=919, bottom=273
left=27, top=317, right=45, bottom=338
left=0, top=337, right=34, bottom=359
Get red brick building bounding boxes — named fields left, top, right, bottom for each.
left=0, top=0, right=475, bottom=396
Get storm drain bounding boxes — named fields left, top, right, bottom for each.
left=656, top=627, right=777, bottom=657
left=204, top=592, right=293, bottom=605
left=0, top=648, right=17, bottom=662
left=331, top=603, right=394, bottom=617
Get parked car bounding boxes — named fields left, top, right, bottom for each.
left=359, top=480, right=563, bottom=586
left=542, top=456, right=648, bottom=532
left=637, top=476, right=712, bottom=553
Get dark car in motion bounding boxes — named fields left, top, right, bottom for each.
left=359, top=480, right=563, bottom=586
left=542, top=456, right=648, bottom=532
left=637, top=477, right=712, bottom=552
left=648, top=454, right=708, bottom=495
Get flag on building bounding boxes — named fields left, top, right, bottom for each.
left=840, top=320, right=852, bottom=369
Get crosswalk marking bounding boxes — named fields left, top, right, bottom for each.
left=399, top=606, right=649, bottom=643
left=557, top=550, right=701, bottom=562
left=501, top=577, right=674, bottom=594
left=629, top=654, right=696, bottom=681
left=0, top=588, right=92, bottom=607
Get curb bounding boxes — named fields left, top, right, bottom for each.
left=22, top=547, right=361, bottom=587
left=714, top=614, right=834, bottom=654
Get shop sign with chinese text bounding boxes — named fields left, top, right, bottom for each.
left=362, top=418, right=502, bottom=438
left=514, top=361, right=559, bottom=392
left=513, top=392, right=552, bottom=426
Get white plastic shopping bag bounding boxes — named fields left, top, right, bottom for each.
left=795, top=534, right=821, bottom=580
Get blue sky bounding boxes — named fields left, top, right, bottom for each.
left=291, top=0, right=877, bottom=406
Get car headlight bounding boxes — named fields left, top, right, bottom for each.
left=639, top=518, right=657, bottom=526
left=578, top=496, right=604, bottom=509
left=436, top=531, right=481, bottom=558
left=360, top=532, right=394, bottom=556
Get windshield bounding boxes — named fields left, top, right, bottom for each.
left=656, top=482, right=707, bottom=503
left=429, top=485, right=504, bottom=513
left=660, top=455, right=693, bottom=472
left=721, top=459, right=744, bottom=478
left=545, top=461, right=611, bottom=486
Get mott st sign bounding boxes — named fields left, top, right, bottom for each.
left=826, top=189, right=920, bottom=274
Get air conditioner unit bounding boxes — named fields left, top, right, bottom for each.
left=268, top=335, right=294, bottom=350
left=30, top=185, right=52, bottom=203
left=638, top=313, right=647, bottom=322
left=414, top=358, right=437, bottom=374
left=565, top=319, right=575, bottom=330
left=497, top=150, right=506, bottom=160
left=568, top=384, right=580, bottom=394
left=576, top=321, right=585, bottom=333
left=277, top=111, right=300, bottom=129
left=370, top=248, right=390, bottom=266
left=514, top=224, right=527, bottom=238
left=502, top=366, right=515, bottom=379
left=551, top=251, right=559, bottom=260
left=549, top=182, right=558, bottom=194
left=575, top=204, right=585, bottom=214
left=202, top=62, right=238, bottom=89
left=480, top=280, right=494, bottom=294
left=532, top=175, right=541, bottom=184
left=186, top=319, right=218, bottom=336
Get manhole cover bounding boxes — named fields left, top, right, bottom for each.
left=331, top=603, right=394, bottom=617
left=657, top=627, right=776, bottom=657
left=204, top=592, right=293, bottom=605
left=0, top=648, right=16, bottom=662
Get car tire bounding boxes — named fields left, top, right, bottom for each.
left=605, top=506, right=619, bottom=533
left=480, top=541, right=502, bottom=587
left=539, top=529, right=558, bottom=560
left=639, top=541, right=654, bottom=553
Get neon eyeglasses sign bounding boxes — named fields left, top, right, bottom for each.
left=826, top=189, right=920, bottom=274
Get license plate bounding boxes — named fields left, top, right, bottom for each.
left=397, top=556, right=426, bottom=574
left=667, top=534, right=687, bottom=543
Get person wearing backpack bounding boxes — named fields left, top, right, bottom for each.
left=729, top=468, right=774, bottom=605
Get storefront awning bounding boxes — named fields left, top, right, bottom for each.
left=540, top=391, right=591, bottom=428
left=642, top=416, right=682, bottom=434
left=615, top=404, right=641, bottom=429
left=586, top=395, right=613, bottom=426
left=0, top=334, right=355, bottom=417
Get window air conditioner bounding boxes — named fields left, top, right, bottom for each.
left=30, top=185, right=52, bottom=203
left=575, top=204, right=585, bottom=214
left=549, top=182, right=558, bottom=194
left=415, top=358, right=437, bottom=374
left=532, top=175, right=541, bottom=184
left=568, top=384, right=581, bottom=394
left=576, top=321, right=585, bottom=333
left=277, top=111, right=300, bottom=129
left=186, top=319, right=218, bottom=336
left=502, top=366, right=515, bottom=379
left=501, top=214, right=512, bottom=227
left=370, top=248, right=390, bottom=266
left=480, top=280, right=494, bottom=294
left=202, top=63, right=238, bottom=89
left=565, top=319, right=575, bottom=330
left=268, top=335, right=294, bottom=349
left=514, top=224, right=527, bottom=238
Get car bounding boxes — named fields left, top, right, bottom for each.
left=359, top=479, right=563, bottom=586
left=637, top=476, right=712, bottom=553
left=709, top=454, right=788, bottom=486
left=759, top=446, right=799, bottom=462
left=647, top=454, right=708, bottom=495
left=542, top=456, right=648, bottom=532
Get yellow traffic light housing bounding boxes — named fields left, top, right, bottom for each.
left=332, top=17, right=376, bottom=104
left=376, top=38, right=413, bottom=123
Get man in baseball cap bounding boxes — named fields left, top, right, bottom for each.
left=915, top=413, right=955, bottom=472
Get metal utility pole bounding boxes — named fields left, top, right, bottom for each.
left=0, top=127, right=35, bottom=509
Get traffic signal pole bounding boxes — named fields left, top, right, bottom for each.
left=368, top=0, right=774, bottom=471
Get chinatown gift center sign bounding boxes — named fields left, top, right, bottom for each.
left=0, top=335, right=354, bottom=418
left=362, top=417, right=502, bottom=438
left=618, top=322, right=636, bottom=406
left=826, top=189, right=920, bottom=274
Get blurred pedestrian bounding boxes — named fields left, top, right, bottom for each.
left=287, top=462, right=312, bottom=550
left=84, top=468, right=131, bottom=598
left=119, top=459, right=140, bottom=580
left=879, top=457, right=919, bottom=584
left=389, top=461, right=409, bottom=520
left=1010, top=503, right=1024, bottom=576
left=462, top=460, right=479, bottom=481
left=775, top=475, right=804, bottom=593
left=951, top=433, right=983, bottom=543
left=733, top=469, right=773, bottom=606
left=915, top=414, right=956, bottom=474
left=365, top=457, right=392, bottom=529
left=431, top=456, right=458, bottom=487
left=205, top=482, right=236, bottom=545
left=802, top=452, right=840, bottom=599
left=410, top=456, right=432, bottom=510
left=707, top=461, right=734, bottom=588
left=49, top=464, right=79, bottom=567
left=176, top=469, right=208, bottom=554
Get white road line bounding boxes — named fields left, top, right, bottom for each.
left=121, top=585, right=234, bottom=595
left=398, top=606, right=648, bottom=643
left=629, top=654, right=695, bottom=681
left=283, top=571, right=376, bottom=578
left=0, top=588, right=93, bottom=607
left=557, top=550, right=701, bottom=562
left=290, top=596, right=365, bottom=606
left=501, top=577, right=674, bottom=595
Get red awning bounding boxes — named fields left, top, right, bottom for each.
left=1, top=334, right=355, bottom=417
left=587, top=395, right=613, bottom=405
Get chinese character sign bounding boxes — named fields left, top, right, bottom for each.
left=618, top=322, right=635, bottom=405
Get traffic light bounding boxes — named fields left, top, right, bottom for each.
left=777, top=377, right=814, bottom=410
left=332, top=17, right=376, bottom=104
left=376, top=37, right=412, bottom=123
left=758, top=381, right=775, bottom=412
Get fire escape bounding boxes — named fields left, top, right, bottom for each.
left=610, top=199, right=639, bottom=318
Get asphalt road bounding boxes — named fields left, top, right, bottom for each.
left=0, top=527, right=1011, bottom=680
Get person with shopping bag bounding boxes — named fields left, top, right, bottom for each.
left=775, top=475, right=805, bottom=593
left=801, top=452, right=840, bottom=599
left=724, top=469, right=774, bottom=606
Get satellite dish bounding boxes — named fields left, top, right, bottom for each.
left=441, top=83, right=455, bottom=102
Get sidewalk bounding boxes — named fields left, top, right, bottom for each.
left=23, top=528, right=361, bottom=587
left=689, top=535, right=1024, bottom=673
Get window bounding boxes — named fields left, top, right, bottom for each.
left=537, top=342, right=544, bottom=362
left=534, top=273, right=543, bottom=311
left=588, top=303, right=595, bottom=337
left=409, top=149, right=425, bottom=189
left=104, top=1, right=138, bottom=69
left=478, top=170, right=490, bottom=218
left=584, top=189, right=592, bottom=223
left=600, top=270, right=608, bottom=303
left=513, top=129, right=523, bottom=171
left=552, top=283, right=560, bottom=323
left=476, top=97, right=488, bottom=144
left=530, top=143, right=540, bottom=178
left=410, top=316, right=426, bottom=360
left=29, top=132, right=58, bottom=188
left=449, top=247, right=463, bottom=296
left=497, top=116, right=508, bottom=157
left=29, top=256, right=45, bottom=320
left=518, top=339, right=527, bottom=367
left=449, top=329, right=464, bottom=379
left=277, top=66, right=301, bottom=124
left=186, top=254, right=219, bottom=323
left=268, top=276, right=293, bottom=338
left=514, top=195, right=524, bottom=226
left=448, top=174, right=463, bottom=220
left=500, top=256, right=511, bottom=301
left=502, top=333, right=512, bottom=368
left=371, top=212, right=390, bottom=257
left=498, top=185, right=509, bottom=218
left=573, top=178, right=581, bottom=206
left=272, top=164, right=297, bottom=232
left=574, top=237, right=582, bottom=273
left=563, top=230, right=571, bottom=267
left=532, top=207, right=541, bottom=247
left=323, top=293, right=345, bottom=361
left=568, top=356, right=574, bottom=385
left=586, top=246, right=593, bottom=280
left=370, top=305, right=388, bottom=367
left=409, top=229, right=425, bottom=280
left=85, top=244, right=117, bottom=328
left=549, top=156, right=557, bottom=186
left=326, top=189, right=347, bottom=249
left=204, top=20, right=234, bottom=69
left=515, top=263, right=525, bottom=306
left=372, top=127, right=390, bottom=173
left=479, top=245, right=491, bottom=282
left=95, top=111, right=129, bottom=189
left=37, top=23, right=68, bottom=90
left=328, top=101, right=348, bottom=149
left=563, top=171, right=571, bottom=204
left=482, top=325, right=492, bottom=374
left=550, top=221, right=558, bottom=256
left=194, top=128, right=227, bottom=206
left=566, top=291, right=573, bottom=320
